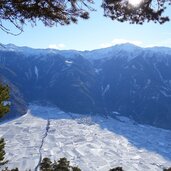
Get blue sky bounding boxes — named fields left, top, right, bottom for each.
left=1, top=2, right=171, bottom=51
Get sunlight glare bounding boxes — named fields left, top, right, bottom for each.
left=128, top=0, right=142, bottom=7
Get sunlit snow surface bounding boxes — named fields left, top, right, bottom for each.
left=0, top=104, right=171, bottom=171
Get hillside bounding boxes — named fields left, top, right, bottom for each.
left=0, top=44, right=171, bottom=129
left=0, top=104, right=171, bottom=171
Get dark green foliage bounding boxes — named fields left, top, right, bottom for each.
left=0, top=83, right=10, bottom=166
left=52, top=158, right=70, bottom=171
left=72, top=167, right=81, bottom=171
left=40, top=157, right=52, bottom=171
left=0, top=0, right=171, bottom=35
left=0, top=138, right=6, bottom=165
left=0, top=83, right=10, bottom=118
left=1, top=168, right=19, bottom=171
left=0, top=75, right=27, bottom=120
left=40, top=157, right=82, bottom=171
left=102, top=0, right=170, bottom=24
left=0, top=0, right=92, bottom=35
left=0, top=161, right=170, bottom=171
left=109, top=167, right=124, bottom=171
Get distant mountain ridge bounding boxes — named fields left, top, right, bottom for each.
left=2, top=43, right=171, bottom=59
left=0, top=43, right=171, bottom=130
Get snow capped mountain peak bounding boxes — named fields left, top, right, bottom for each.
left=81, top=43, right=143, bottom=60
left=113, top=43, right=142, bottom=51
left=0, top=43, right=29, bottom=53
left=0, top=43, right=18, bottom=51
left=5, top=43, right=18, bottom=49
left=1, top=43, right=171, bottom=60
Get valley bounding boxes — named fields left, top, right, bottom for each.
left=0, top=104, right=171, bottom=171
left=1, top=44, right=171, bottom=130
left=1, top=44, right=171, bottom=170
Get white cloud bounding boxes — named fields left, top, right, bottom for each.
left=100, top=38, right=143, bottom=48
left=48, top=43, right=65, bottom=49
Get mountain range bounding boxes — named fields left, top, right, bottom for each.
left=0, top=43, right=171, bottom=130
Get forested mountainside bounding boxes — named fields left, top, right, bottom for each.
left=0, top=43, right=171, bottom=130
left=0, top=74, right=27, bottom=120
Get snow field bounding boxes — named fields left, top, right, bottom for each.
left=0, top=104, right=171, bottom=171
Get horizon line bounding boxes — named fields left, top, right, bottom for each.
left=2, top=42, right=171, bottom=52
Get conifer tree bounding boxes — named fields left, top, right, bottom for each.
left=0, top=83, right=10, bottom=166
left=1, top=168, right=19, bottom=171
left=102, top=0, right=170, bottom=24
left=109, top=167, right=124, bottom=171
left=0, top=0, right=171, bottom=35
left=0, top=138, right=6, bottom=166
left=40, top=157, right=82, bottom=171
left=0, top=84, right=10, bottom=118
left=52, top=157, right=70, bottom=171
left=72, top=166, right=81, bottom=171
left=40, top=157, right=52, bottom=171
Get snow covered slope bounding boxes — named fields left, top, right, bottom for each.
left=0, top=105, right=171, bottom=171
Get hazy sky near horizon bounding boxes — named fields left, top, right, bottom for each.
left=1, top=2, right=171, bottom=51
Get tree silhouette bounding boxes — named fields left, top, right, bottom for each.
left=0, top=0, right=171, bottom=35
left=0, top=138, right=6, bottom=166
left=1, top=168, right=19, bottom=171
left=52, top=157, right=70, bottom=171
left=40, top=157, right=82, bottom=171
left=0, top=0, right=93, bottom=35
left=0, top=84, right=10, bottom=118
left=109, top=167, right=124, bottom=171
left=102, top=0, right=170, bottom=24
left=40, top=157, right=52, bottom=171
left=0, top=83, right=10, bottom=166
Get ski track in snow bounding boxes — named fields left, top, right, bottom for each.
left=0, top=104, right=171, bottom=171
left=35, top=119, right=50, bottom=171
